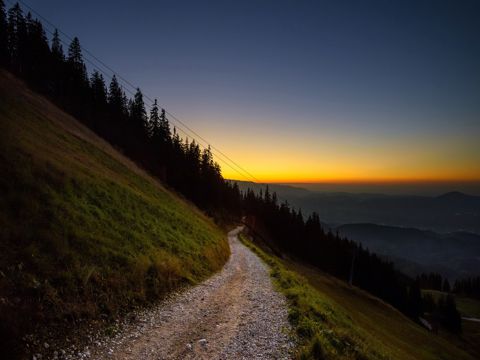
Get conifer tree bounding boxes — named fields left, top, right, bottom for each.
left=67, top=36, right=86, bottom=78
left=0, top=0, right=8, bottom=64
left=91, top=70, right=107, bottom=104
left=149, top=99, right=160, bottom=138
left=130, top=88, right=148, bottom=132
left=51, top=29, right=64, bottom=60
left=7, top=2, right=26, bottom=71
left=23, top=16, right=50, bottom=88
left=158, top=108, right=171, bottom=142
left=108, top=75, right=126, bottom=114
left=89, top=70, right=107, bottom=132
left=201, top=146, right=213, bottom=171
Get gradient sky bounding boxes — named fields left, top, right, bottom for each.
left=26, top=0, right=480, bottom=186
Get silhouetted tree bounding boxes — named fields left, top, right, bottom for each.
left=443, top=279, right=451, bottom=293
left=129, top=88, right=148, bottom=129
left=454, top=276, right=480, bottom=299
left=24, top=15, right=50, bottom=89
left=108, top=75, right=125, bottom=114
left=444, top=295, right=461, bottom=333
left=90, top=70, right=107, bottom=132
left=407, top=280, right=423, bottom=319
left=149, top=99, right=160, bottom=138
left=67, top=37, right=84, bottom=73
left=51, top=29, right=63, bottom=60
left=432, top=295, right=462, bottom=333
left=0, top=0, right=7, bottom=65
left=7, top=2, right=26, bottom=72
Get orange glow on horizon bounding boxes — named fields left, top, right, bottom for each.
left=225, top=175, right=480, bottom=184
left=191, top=114, right=480, bottom=186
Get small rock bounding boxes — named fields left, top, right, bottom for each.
left=44, top=342, right=49, bottom=349
left=186, top=343, right=192, bottom=350
left=198, top=339, right=207, bottom=347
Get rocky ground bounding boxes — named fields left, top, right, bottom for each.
left=36, top=227, right=294, bottom=359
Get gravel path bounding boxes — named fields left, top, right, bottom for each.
left=71, top=227, right=293, bottom=359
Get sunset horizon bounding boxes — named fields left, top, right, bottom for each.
left=22, top=0, right=479, bottom=191
left=1, top=1, right=479, bottom=359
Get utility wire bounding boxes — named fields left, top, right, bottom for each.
left=15, top=0, right=260, bottom=183
left=8, top=0, right=284, bottom=198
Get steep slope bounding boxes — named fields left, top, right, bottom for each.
left=241, top=234, right=476, bottom=359
left=0, top=70, right=229, bottom=356
left=291, top=262, right=477, bottom=360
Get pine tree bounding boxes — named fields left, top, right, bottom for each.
left=23, top=16, right=50, bottom=88
left=89, top=70, right=107, bottom=132
left=149, top=99, right=160, bottom=138
left=407, top=281, right=423, bottom=318
left=443, top=295, right=462, bottom=333
left=91, top=70, right=107, bottom=105
left=67, top=37, right=88, bottom=83
left=68, top=36, right=82, bottom=65
left=130, top=88, right=148, bottom=132
left=51, top=29, right=64, bottom=60
left=108, top=75, right=126, bottom=114
left=0, top=0, right=8, bottom=64
left=201, top=146, right=213, bottom=169
left=158, top=108, right=171, bottom=141
left=7, top=2, right=26, bottom=71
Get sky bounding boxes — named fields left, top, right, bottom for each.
left=24, top=0, right=480, bottom=191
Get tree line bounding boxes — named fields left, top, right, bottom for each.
left=454, top=277, right=480, bottom=299
left=417, top=273, right=451, bottom=293
left=0, top=1, right=462, bottom=332
left=0, top=1, right=243, bottom=220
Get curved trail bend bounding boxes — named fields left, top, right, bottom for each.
left=83, top=227, right=293, bottom=359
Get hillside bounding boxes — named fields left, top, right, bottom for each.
left=241, top=234, right=477, bottom=360
left=291, top=262, right=478, bottom=360
left=0, top=70, right=229, bottom=357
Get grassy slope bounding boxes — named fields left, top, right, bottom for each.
left=240, top=234, right=475, bottom=360
left=0, top=70, right=229, bottom=344
left=423, top=289, right=480, bottom=318
left=456, top=297, right=480, bottom=318
left=422, top=289, right=480, bottom=356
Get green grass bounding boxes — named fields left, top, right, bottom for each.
left=422, top=289, right=480, bottom=318
left=0, top=70, right=229, bottom=342
left=240, top=234, right=476, bottom=360
left=240, top=234, right=390, bottom=360
left=456, top=297, right=480, bottom=318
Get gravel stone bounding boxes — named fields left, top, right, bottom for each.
left=63, top=227, right=294, bottom=359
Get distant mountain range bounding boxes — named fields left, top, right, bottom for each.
left=337, top=223, right=480, bottom=280
left=232, top=181, right=480, bottom=234
left=233, top=181, right=480, bottom=279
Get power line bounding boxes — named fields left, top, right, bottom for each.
left=8, top=0, right=278, bottom=198
left=13, top=0, right=260, bottom=184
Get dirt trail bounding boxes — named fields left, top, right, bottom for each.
left=81, top=227, right=293, bottom=359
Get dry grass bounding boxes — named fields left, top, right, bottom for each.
left=240, top=235, right=476, bottom=360
left=0, top=70, right=229, bottom=357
